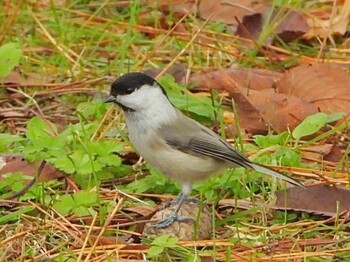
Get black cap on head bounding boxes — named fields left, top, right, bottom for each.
left=110, top=72, right=156, bottom=96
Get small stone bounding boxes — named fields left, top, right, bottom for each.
left=143, top=202, right=212, bottom=240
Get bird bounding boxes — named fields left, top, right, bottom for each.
left=104, top=72, right=303, bottom=229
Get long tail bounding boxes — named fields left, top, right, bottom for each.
left=248, top=162, right=304, bottom=187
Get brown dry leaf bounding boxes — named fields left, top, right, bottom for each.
left=191, top=64, right=350, bottom=133
left=190, top=67, right=283, bottom=134
left=2, top=70, right=27, bottom=85
left=159, top=0, right=197, bottom=17
left=323, top=144, right=344, bottom=162
left=236, top=10, right=309, bottom=43
left=275, top=185, right=350, bottom=216
left=228, top=90, right=269, bottom=134
left=233, top=88, right=319, bottom=133
left=235, top=13, right=264, bottom=41
left=190, top=67, right=318, bottom=133
left=0, top=154, right=65, bottom=182
left=124, top=205, right=157, bottom=217
left=300, top=144, right=333, bottom=162
left=144, top=64, right=186, bottom=83
left=276, top=11, right=310, bottom=42
left=301, top=144, right=334, bottom=155
left=305, top=1, right=350, bottom=38
left=190, top=67, right=283, bottom=92
left=137, top=10, right=169, bottom=31
left=276, top=64, right=350, bottom=114
left=199, top=0, right=269, bottom=25
left=2, top=68, right=55, bottom=86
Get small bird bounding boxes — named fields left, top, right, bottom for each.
left=105, top=72, right=303, bottom=228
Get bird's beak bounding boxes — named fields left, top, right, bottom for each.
left=104, top=96, right=116, bottom=103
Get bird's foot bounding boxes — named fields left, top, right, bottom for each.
left=163, top=196, right=199, bottom=209
left=151, top=213, right=194, bottom=229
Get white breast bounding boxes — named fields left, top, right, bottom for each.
left=124, top=112, right=223, bottom=183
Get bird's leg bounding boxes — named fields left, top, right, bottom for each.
left=152, top=192, right=193, bottom=229
left=152, top=183, right=195, bottom=229
left=163, top=193, right=199, bottom=208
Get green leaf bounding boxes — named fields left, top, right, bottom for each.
left=77, top=100, right=107, bottom=119
left=287, top=213, right=297, bottom=221
left=53, top=191, right=98, bottom=216
left=53, top=195, right=75, bottom=215
left=126, top=166, right=178, bottom=194
left=254, top=132, right=289, bottom=148
left=274, top=148, right=301, bottom=167
left=0, top=43, right=22, bottom=78
left=26, top=117, right=49, bottom=139
left=292, top=113, right=328, bottom=140
left=152, top=234, right=179, bottom=247
left=70, top=151, right=95, bottom=174
left=73, top=190, right=98, bottom=206
left=148, top=246, right=164, bottom=257
left=0, top=173, right=31, bottom=195
left=326, top=112, right=345, bottom=123
left=0, top=134, right=24, bottom=144
left=87, top=141, right=124, bottom=156
left=170, top=93, right=216, bottom=119
left=26, top=116, right=56, bottom=141
left=158, top=74, right=219, bottom=119
left=97, top=155, right=121, bottom=167
left=0, top=206, right=34, bottom=224
left=186, top=254, right=200, bottom=262
left=0, top=134, right=24, bottom=152
left=73, top=206, right=95, bottom=216
left=54, top=156, right=76, bottom=174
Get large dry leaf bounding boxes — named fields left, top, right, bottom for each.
left=276, top=64, right=350, bottom=114
left=199, top=0, right=269, bottom=25
left=228, top=90, right=269, bottom=134
left=0, top=154, right=65, bottom=182
left=275, top=185, right=350, bottom=216
left=190, top=65, right=349, bottom=134
left=190, top=68, right=283, bottom=133
left=232, top=88, right=318, bottom=133
left=190, top=67, right=283, bottom=91
left=305, top=1, right=350, bottom=38
left=190, top=67, right=317, bottom=133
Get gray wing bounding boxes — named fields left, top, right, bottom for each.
left=158, top=114, right=251, bottom=168
left=158, top=112, right=302, bottom=187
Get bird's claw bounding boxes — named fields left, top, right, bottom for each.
left=151, top=213, right=194, bottom=229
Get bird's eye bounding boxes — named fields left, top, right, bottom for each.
left=125, top=88, right=133, bottom=94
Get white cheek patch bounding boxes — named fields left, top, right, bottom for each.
left=117, top=85, right=163, bottom=111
